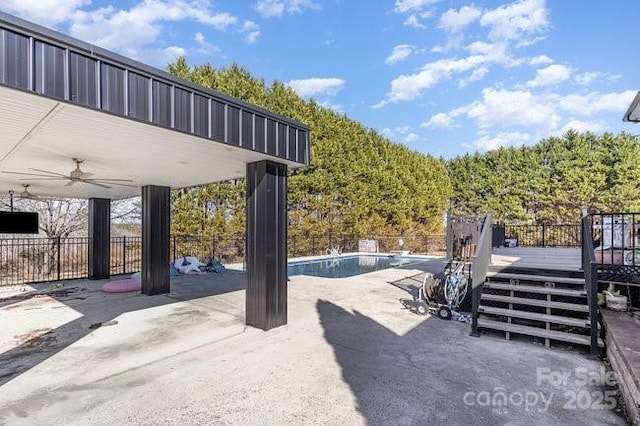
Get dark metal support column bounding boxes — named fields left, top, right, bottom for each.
left=246, top=160, right=287, bottom=330
left=88, top=198, right=111, bottom=280
left=142, top=185, right=170, bottom=295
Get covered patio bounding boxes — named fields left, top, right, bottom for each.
left=0, top=11, right=310, bottom=330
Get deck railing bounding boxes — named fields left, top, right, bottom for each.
left=590, top=213, right=640, bottom=274
left=0, top=233, right=446, bottom=286
left=501, top=223, right=581, bottom=247
left=470, top=213, right=493, bottom=337
left=582, top=215, right=600, bottom=358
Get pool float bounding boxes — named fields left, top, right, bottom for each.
left=102, top=278, right=142, bottom=293
left=173, top=256, right=205, bottom=274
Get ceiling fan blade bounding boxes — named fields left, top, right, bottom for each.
left=64, top=180, right=76, bottom=186
left=80, top=172, right=95, bottom=179
left=29, top=168, right=69, bottom=178
left=2, top=171, right=60, bottom=178
left=85, top=178, right=134, bottom=182
left=82, top=180, right=111, bottom=189
left=95, top=181, right=137, bottom=188
left=19, top=177, right=68, bottom=181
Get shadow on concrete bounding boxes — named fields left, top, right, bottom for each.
left=316, top=299, right=476, bottom=424
left=386, top=257, right=446, bottom=299
left=316, top=300, right=627, bottom=425
left=0, top=271, right=246, bottom=386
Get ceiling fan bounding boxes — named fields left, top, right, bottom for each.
left=2, top=158, right=135, bottom=189
left=19, top=184, right=37, bottom=199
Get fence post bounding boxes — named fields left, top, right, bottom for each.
left=173, top=236, right=177, bottom=261
left=56, top=236, right=61, bottom=281
left=541, top=223, right=546, bottom=247
left=425, top=235, right=429, bottom=255
left=122, top=236, right=126, bottom=274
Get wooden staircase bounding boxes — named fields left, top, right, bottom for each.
left=476, top=268, right=603, bottom=349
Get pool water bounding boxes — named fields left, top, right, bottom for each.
left=287, top=255, right=423, bottom=278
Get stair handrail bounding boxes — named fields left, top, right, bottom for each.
left=582, top=215, right=600, bottom=358
left=470, top=212, right=493, bottom=337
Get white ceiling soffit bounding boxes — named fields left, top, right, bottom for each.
left=623, top=91, right=640, bottom=123
left=0, top=86, right=300, bottom=200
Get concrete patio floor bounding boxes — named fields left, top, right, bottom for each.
left=0, top=259, right=628, bottom=425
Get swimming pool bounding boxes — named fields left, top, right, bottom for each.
left=287, top=255, right=428, bottom=278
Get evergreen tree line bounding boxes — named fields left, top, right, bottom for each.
left=166, top=59, right=640, bottom=241
left=167, top=58, right=451, bottom=243
left=446, top=130, right=640, bottom=223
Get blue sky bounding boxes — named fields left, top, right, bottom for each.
left=3, top=0, right=639, bottom=158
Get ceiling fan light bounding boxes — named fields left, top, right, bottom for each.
left=20, top=184, right=37, bottom=199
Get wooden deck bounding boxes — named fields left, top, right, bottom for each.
left=491, top=247, right=581, bottom=272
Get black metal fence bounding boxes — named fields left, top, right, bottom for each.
left=500, top=223, right=581, bottom=247
left=590, top=213, right=640, bottom=283
left=0, top=234, right=446, bottom=286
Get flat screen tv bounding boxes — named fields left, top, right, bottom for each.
left=0, top=211, right=39, bottom=234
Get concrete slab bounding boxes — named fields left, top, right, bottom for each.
left=0, top=262, right=628, bottom=425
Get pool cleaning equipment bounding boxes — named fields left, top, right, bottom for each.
left=401, top=260, right=470, bottom=320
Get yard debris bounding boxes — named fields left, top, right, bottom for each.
left=15, top=328, right=57, bottom=348
left=452, top=312, right=472, bottom=324
left=0, top=286, right=80, bottom=302
left=88, top=320, right=118, bottom=330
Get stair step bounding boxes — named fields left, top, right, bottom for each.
left=486, top=272, right=585, bottom=286
left=478, top=318, right=604, bottom=347
left=483, top=282, right=587, bottom=297
left=481, top=293, right=589, bottom=312
left=478, top=306, right=592, bottom=328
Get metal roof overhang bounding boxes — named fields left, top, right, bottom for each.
left=623, top=91, right=640, bottom=123
left=0, top=11, right=310, bottom=200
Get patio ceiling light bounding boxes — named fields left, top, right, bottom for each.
left=623, top=91, right=640, bottom=122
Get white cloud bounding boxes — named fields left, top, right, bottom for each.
left=529, top=55, right=553, bottom=65
left=466, top=88, right=560, bottom=129
left=317, top=100, right=344, bottom=114
left=0, top=0, right=89, bottom=27
left=403, top=133, right=419, bottom=143
left=431, top=33, right=465, bottom=53
left=381, top=128, right=394, bottom=138
left=375, top=43, right=519, bottom=107
left=288, top=0, right=321, bottom=13
left=394, top=0, right=439, bottom=13
left=423, top=112, right=454, bottom=128
left=471, top=131, right=532, bottom=151
left=379, top=125, right=417, bottom=142
left=286, top=78, right=346, bottom=97
left=253, top=0, right=284, bottom=17
left=135, top=46, right=186, bottom=67
left=574, top=72, right=599, bottom=86
left=439, top=5, right=481, bottom=33
left=241, top=20, right=260, bottom=44
left=385, top=44, right=416, bottom=65
left=561, top=120, right=606, bottom=134
left=556, top=90, right=637, bottom=116
left=253, top=0, right=320, bottom=18
left=193, top=32, right=219, bottom=54
left=67, top=1, right=237, bottom=57
left=526, top=64, right=572, bottom=87
left=404, top=14, right=426, bottom=29
left=403, top=10, right=434, bottom=28
left=480, top=0, right=549, bottom=43
left=459, top=66, right=489, bottom=87
left=430, top=89, right=636, bottom=145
